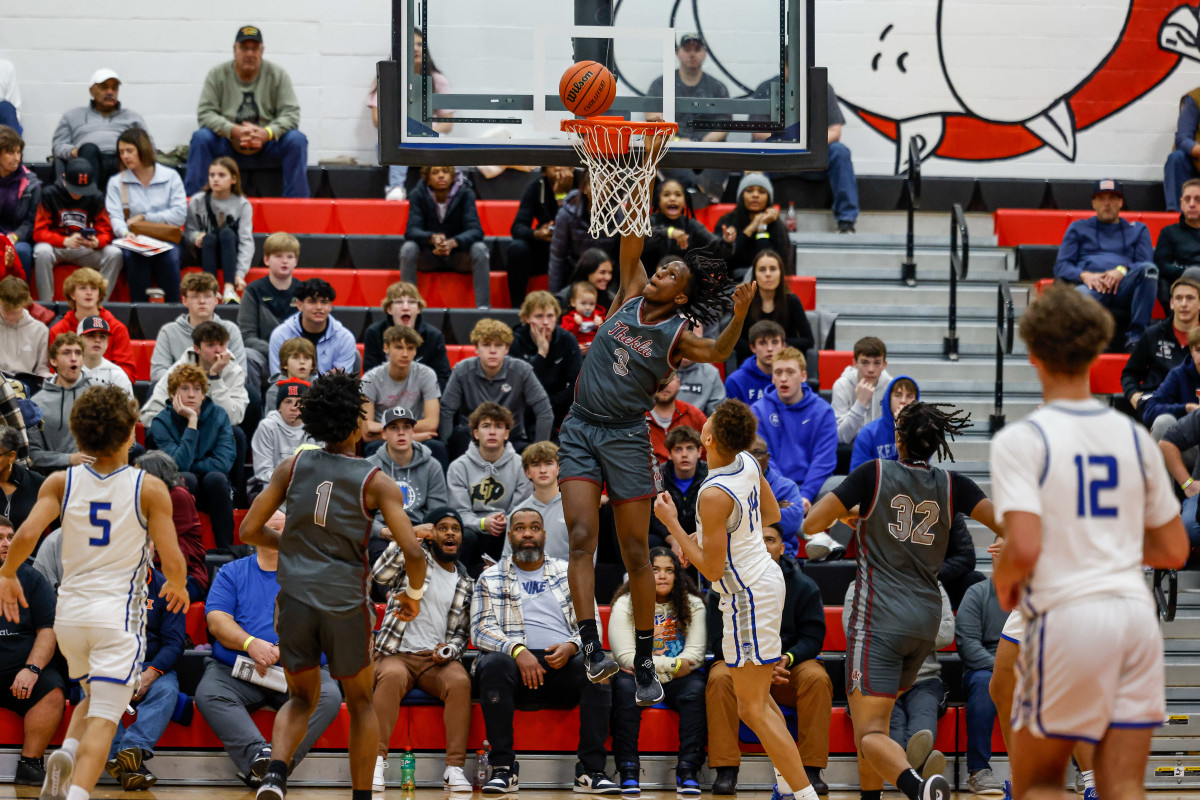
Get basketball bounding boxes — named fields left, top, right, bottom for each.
left=559, top=60, right=616, bottom=117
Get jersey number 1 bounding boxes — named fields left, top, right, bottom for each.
left=313, top=481, right=333, bottom=528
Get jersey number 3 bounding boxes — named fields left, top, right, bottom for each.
left=89, top=501, right=112, bottom=547
left=887, top=495, right=939, bottom=545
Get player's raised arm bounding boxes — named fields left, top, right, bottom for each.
left=803, top=490, right=851, bottom=536
left=758, top=472, right=781, bottom=530
left=0, top=472, right=65, bottom=621
left=142, top=474, right=190, bottom=614
left=655, top=487, right=732, bottom=583
left=239, top=456, right=296, bottom=549
left=676, top=281, right=756, bottom=364
left=614, top=231, right=649, bottom=308
left=369, top=471, right=426, bottom=618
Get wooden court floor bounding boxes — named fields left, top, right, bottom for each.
left=5, top=792, right=1200, bottom=800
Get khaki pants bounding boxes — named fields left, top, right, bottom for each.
left=705, top=658, right=833, bottom=769
left=372, top=650, right=472, bottom=766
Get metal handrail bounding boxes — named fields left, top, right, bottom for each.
left=943, top=203, right=970, bottom=361
left=900, top=138, right=922, bottom=286
left=988, top=280, right=1015, bottom=434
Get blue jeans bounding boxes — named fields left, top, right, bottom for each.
left=109, top=669, right=180, bottom=758
left=1182, top=494, right=1200, bottom=552
left=185, top=128, right=310, bottom=198
left=797, top=141, right=859, bottom=223
left=964, top=668, right=997, bottom=773
left=123, top=245, right=181, bottom=303
left=1074, top=262, right=1157, bottom=347
left=13, top=240, right=31, bottom=279
left=200, top=225, right=240, bottom=287
left=387, top=164, right=408, bottom=192
left=1165, top=149, right=1197, bottom=212
left=0, top=101, right=20, bottom=136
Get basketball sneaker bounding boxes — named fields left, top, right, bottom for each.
left=445, top=765, right=473, bottom=793
left=40, top=748, right=74, bottom=800
left=374, top=756, right=387, bottom=791
left=676, top=764, right=701, bottom=796
left=633, top=660, right=664, bottom=706
left=583, top=641, right=618, bottom=683
left=483, top=763, right=519, bottom=794
left=905, top=730, right=934, bottom=772
left=619, top=766, right=640, bottom=795
left=1083, top=789, right=1098, bottom=800
left=771, top=784, right=795, bottom=800
left=804, top=532, right=845, bottom=561
left=919, top=773, right=950, bottom=800
left=574, top=771, right=620, bottom=794
left=256, top=770, right=287, bottom=800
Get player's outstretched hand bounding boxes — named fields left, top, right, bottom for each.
left=397, top=594, right=421, bottom=621
left=731, top=281, right=757, bottom=318
left=653, top=492, right=679, bottom=526
left=159, top=580, right=190, bottom=615
left=0, top=576, right=28, bottom=624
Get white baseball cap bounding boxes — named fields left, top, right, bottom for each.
left=90, top=68, right=120, bottom=87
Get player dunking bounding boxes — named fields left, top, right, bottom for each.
left=654, top=399, right=815, bottom=800
left=0, top=384, right=190, bottom=800
left=804, top=401, right=1002, bottom=800
left=240, top=372, right=427, bottom=800
left=990, top=285, right=1187, bottom=800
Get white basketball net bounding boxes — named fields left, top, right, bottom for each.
left=561, top=120, right=677, bottom=238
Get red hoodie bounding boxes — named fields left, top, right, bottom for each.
left=48, top=307, right=135, bottom=382
left=33, top=199, right=114, bottom=248
left=0, top=236, right=23, bottom=280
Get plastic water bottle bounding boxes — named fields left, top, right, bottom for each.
left=785, top=201, right=798, bottom=232
left=400, top=749, right=416, bottom=791
left=475, top=744, right=490, bottom=789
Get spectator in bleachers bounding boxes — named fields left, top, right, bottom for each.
left=509, top=291, right=581, bottom=431
left=501, top=442, right=567, bottom=561
left=735, top=250, right=813, bottom=363
left=1053, top=179, right=1156, bottom=351
left=367, top=407, right=449, bottom=563
left=608, top=546, right=707, bottom=795
left=28, top=333, right=92, bottom=475
left=399, top=166, right=490, bottom=307
left=706, top=525, right=830, bottom=796
left=508, top=166, right=575, bottom=303
left=1141, top=326, right=1200, bottom=441
left=647, top=33, right=729, bottom=140
left=32, top=158, right=122, bottom=302
left=0, top=62, right=20, bottom=135
left=151, top=272, right=247, bottom=383
left=724, top=320, right=784, bottom=405
left=1153, top=180, right=1200, bottom=307
left=649, top=426, right=707, bottom=553
left=142, top=320, right=249, bottom=427
left=239, top=232, right=299, bottom=393
left=263, top=337, right=315, bottom=411
left=0, top=125, right=39, bottom=275
left=267, top=278, right=356, bottom=376
left=471, top=506, right=616, bottom=794
left=185, top=157, right=254, bottom=303
left=186, top=26, right=309, bottom=199
left=752, top=348, right=836, bottom=511
left=0, top=426, right=43, bottom=534
left=641, top=179, right=720, bottom=270
left=676, top=354, right=725, bottom=416
left=0, top=383, right=31, bottom=464
left=195, top=521, right=341, bottom=787
left=849, top=376, right=919, bottom=471
left=0, top=276, right=49, bottom=379
left=363, top=281, right=451, bottom=387
left=955, top=578, right=1006, bottom=794
left=1167, top=90, right=1200, bottom=211
left=714, top=174, right=793, bottom=279
left=103, top=540, right=186, bottom=791
left=749, top=436, right=803, bottom=557
left=559, top=281, right=605, bottom=355
left=51, top=69, right=145, bottom=190
left=370, top=506, right=474, bottom=793
left=362, top=324, right=441, bottom=454
left=1123, top=276, right=1200, bottom=424
left=77, top=315, right=132, bottom=396
left=447, top=403, right=533, bottom=570
left=47, top=267, right=135, bottom=382
left=0, top=516, right=64, bottom=787
left=440, top=319, right=551, bottom=458
left=548, top=172, right=618, bottom=294
left=831, top=336, right=893, bottom=446
left=135, top=451, right=209, bottom=601
left=249, top=380, right=314, bottom=502
left=648, top=374, right=707, bottom=464
left=554, top=247, right=615, bottom=312
left=149, top=362, right=237, bottom=552
left=106, top=127, right=187, bottom=303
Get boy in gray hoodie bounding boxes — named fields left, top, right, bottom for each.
left=249, top=379, right=314, bottom=499
left=150, top=271, right=246, bottom=383
left=366, top=406, right=449, bottom=564
left=29, top=332, right=94, bottom=474
left=830, top=335, right=893, bottom=445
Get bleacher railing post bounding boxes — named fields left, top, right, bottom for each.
left=901, top=138, right=921, bottom=287
left=989, top=280, right=1014, bottom=435
left=944, top=203, right=969, bottom=362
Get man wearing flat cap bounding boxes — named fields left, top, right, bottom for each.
left=51, top=69, right=146, bottom=190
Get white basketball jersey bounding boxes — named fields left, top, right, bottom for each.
left=57, top=465, right=152, bottom=632
left=990, top=399, right=1179, bottom=616
left=702, top=451, right=774, bottom=595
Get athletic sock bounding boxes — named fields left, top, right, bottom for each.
left=896, top=768, right=923, bottom=800
left=635, top=629, right=653, bottom=668
left=795, top=786, right=820, bottom=800
left=66, top=787, right=89, bottom=800
left=579, top=619, right=601, bottom=650
left=268, top=759, right=289, bottom=779
left=352, top=790, right=372, bottom=800
left=1081, top=770, right=1095, bottom=790
left=774, top=768, right=793, bottom=795
left=861, top=791, right=882, bottom=800
left=61, top=738, right=80, bottom=756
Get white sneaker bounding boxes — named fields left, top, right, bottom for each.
left=41, top=748, right=75, bottom=800
left=805, top=532, right=845, bottom=561
left=444, top=765, right=473, bottom=793
left=386, top=185, right=407, bottom=202
left=373, top=757, right=387, bottom=792
left=223, top=285, right=240, bottom=304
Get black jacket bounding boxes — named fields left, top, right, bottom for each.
left=1122, top=317, right=1189, bottom=414
left=511, top=173, right=565, bottom=243
left=1154, top=217, right=1200, bottom=285
left=939, top=513, right=976, bottom=587
left=649, top=461, right=709, bottom=546
left=404, top=173, right=484, bottom=249
left=362, top=314, right=452, bottom=390
left=714, top=210, right=794, bottom=278
left=707, top=554, right=825, bottom=665
left=3, top=463, right=46, bottom=534
left=0, top=165, right=40, bottom=243
left=642, top=212, right=723, bottom=271
left=508, top=323, right=582, bottom=430
left=143, top=569, right=187, bottom=674
left=735, top=293, right=815, bottom=363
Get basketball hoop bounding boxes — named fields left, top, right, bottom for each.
left=561, top=117, right=678, bottom=238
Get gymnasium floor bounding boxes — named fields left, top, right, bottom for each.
left=2, top=792, right=1200, bottom=800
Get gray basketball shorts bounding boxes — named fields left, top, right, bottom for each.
left=275, top=592, right=373, bottom=679
left=846, top=627, right=936, bottom=698
left=558, top=412, right=663, bottom=503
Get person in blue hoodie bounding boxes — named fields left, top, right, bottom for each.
left=850, top=375, right=919, bottom=471
left=751, top=347, right=837, bottom=509
left=1053, top=179, right=1157, bottom=350
left=725, top=319, right=784, bottom=405
left=1142, top=325, right=1200, bottom=440
left=748, top=435, right=804, bottom=556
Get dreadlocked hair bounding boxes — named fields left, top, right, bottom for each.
left=895, top=401, right=972, bottom=463
left=678, top=242, right=737, bottom=327
left=610, top=546, right=700, bottom=631
left=300, top=371, right=366, bottom=445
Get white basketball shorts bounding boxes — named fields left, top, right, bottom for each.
left=56, top=623, right=144, bottom=686
left=1001, top=608, right=1024, bottom=645
left=720, top=566, right=784, bottom=667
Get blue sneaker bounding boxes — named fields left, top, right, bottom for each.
left=771, top=785, right=796, bottom=800
left=1083, top=788, right=1098, bottom=800
left=676, top=765, right=701, bottom=797
left=1004, top=780, right=1012, bottom=800
left=619, top=767, right=640, bottom=795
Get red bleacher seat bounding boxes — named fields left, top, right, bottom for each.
left=786, top=275, right=816, bottom=310
left=693, top=204, right=735, bottom=231
left=994, top=209, right=1179, bottom=247
left=249, top=199, right=337, bottom=234
left=357, top=343, right=365, bottom=374
left=823, top=607, right=846, bottom=651
left=353, top=271, right=397, bottom=307
left=818, top=350, right=854, bottom=391
left=199, top=509, right=249, bottom=549
left=334, top=200, right=407, bottom=236
left=1090, top=353, right=1129, bottom=395
left=185, top=602, right=207, bottom=645
left=475, top=201, right=521, bottom=240
left=130, top=340, right=155, bottom=382
left=598, top=604, right=611, bottom=650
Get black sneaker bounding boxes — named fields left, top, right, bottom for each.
left=805, top=766, right=829, bottom=795
left=619, top=766, right=640, bottom=795
left=676, top=764, right=701, bottom=797
left=584, top=641, right=618, bottom=683
left=919, top=773, right=950, bottom=800
left=121, top=763, right=158, bottom=791
left=13, top=756, right=44, bottom=785
left=712, top=767, right=738, bottom=795
left=256, top=770, right=287, bottom=800
left=249, top=744, right=272, bottom=783
left=837, top=220, right=856, bottom=234
left=484, top=764, right=520, bottom=794
left=633, top=661, right=664, bottom=706
left=574, top=771, right=621, bottom=794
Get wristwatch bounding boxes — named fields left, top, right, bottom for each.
left=23, top=664, right=40, bottom=675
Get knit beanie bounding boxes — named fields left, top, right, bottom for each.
left=736, top=172, right=774, bottom=205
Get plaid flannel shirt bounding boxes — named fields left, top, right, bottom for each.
left=1, top=377, right=30, bottom=462
left=371, top=543, right=473, bottom=660
left=470, top=556, right=589, bottom=655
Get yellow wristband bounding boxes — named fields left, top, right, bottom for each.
left=1115, top=265, right=1128, bottom=275
left=265, top=127, right=275, bottom=140
left=1184, top=478, right=1194, bottom=490
left=672, top=658, right=682, bottom=675
left=667, top=226, right=675, bottom=238
left=785, top=652, right=795, bottom=668
left=512, top=645, right=527, bottom=658
left=243, top=636, right=256, bottom=651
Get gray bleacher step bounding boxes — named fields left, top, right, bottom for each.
left=825, top=303, right=1006, bottom=321
left=791, top=209, right=996, bottom=240
left=836, top=318, right=1030, bottom=352
left=818, top=282, right=1030, bottom=310
left=1146, top=754, right=1200, bottom=786
left=1166, top=660, right=1200, bottom=686
left=803, top=264, right=1014, bottom=283
left=797, top=249, right=1010, bottom=273
left=884, top=356, right=1038, bottom=385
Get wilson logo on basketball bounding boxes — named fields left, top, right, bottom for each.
left=566, top=72, right=596, bottom=104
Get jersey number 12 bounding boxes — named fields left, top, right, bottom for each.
left=1074, top=455, right=1118, bottom=518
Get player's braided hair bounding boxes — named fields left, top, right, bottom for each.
left=300, top=371, right=365, bottom=445
left=677, top=242, right=737, bottom=327
left=895, top=401, right=972, bottom=463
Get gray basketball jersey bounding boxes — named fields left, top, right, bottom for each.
left=279, top=448, right=379, bottom=614
left=574, top=296, right=688, bottom=423
left=847, top=460, right=952, bottom=641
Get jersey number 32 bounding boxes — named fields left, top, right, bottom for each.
left=887, top=494, right=939, bottom=545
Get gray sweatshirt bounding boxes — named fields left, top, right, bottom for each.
left=52, top=103, right=146, bottom=160
left=251, top=410, right=315, bottom=483
left=183, top=192, right=255, bottom=280
left=676, top=360, right=726, bottom=416
left=0, top=309, right=50, bottom=378
left=141, top=350, right=249, bottom=427
left=29, top=374, right=93, bottom=472
left=831, top=366, right=894, bottom=444
left=439, top=356, right=552, bottom=444
left=367, top=441, right=449, bottom=537
left=955, top=579, right=1007, bottom=671
left=446, top=443, right=533, bottom=533
left=150, top=313, right=246, bottom=384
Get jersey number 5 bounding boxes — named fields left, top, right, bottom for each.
left=89, top=501, right=112, bottom=547
left=887, top=494, right=939, bottom=545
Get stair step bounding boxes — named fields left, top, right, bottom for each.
left=818, top=283, right=1030, bottom=310
left=835, top=319, right=1030, bottom=352
left=795, top=248, right=1009, bottom=273
left=803, top=263, right=1014, bottom=283
left=790, top=209, right=996, bottom=241
left=884, top=357, right=1039, bottom=384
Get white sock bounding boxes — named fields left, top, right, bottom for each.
left=60, top=738, right=80, bottom=756
left=796, top=786, right=820, bottom=800
left=775, top=769, right=793, bottom=795
left=1082, top=770, right=1095, bottom=790
left=66, top=786, right=89, bottom=800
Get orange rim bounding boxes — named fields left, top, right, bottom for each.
left=561, top=117, right=677, bottom=158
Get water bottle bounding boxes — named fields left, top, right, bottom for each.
left=785, top=201, right=797, bottom=232
left=475, top=744, right=490, bottom=789
left=400, top=749, right=416, bottom=791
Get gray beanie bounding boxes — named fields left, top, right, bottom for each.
left=736, top=172, right=774, bottom=205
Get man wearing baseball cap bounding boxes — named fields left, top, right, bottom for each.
left=51, top=69, right=146, bottom=190
left=186, top=25, right=309, bottom=198
left=77, top=315, right=132, bottom=396
left=1053, top=178, right=1158, bottom=351
left=366, top=405, right=449, bottom=561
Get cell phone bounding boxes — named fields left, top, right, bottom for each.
left=80, top=227, right=96, bottom=238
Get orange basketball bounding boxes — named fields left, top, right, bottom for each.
left=559, top=61, right=616, bottom=117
